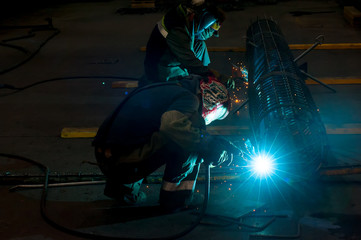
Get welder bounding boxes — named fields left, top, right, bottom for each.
left=142, top=0, right=229, bottom=87
left=92, top=74, right=237, bottom=213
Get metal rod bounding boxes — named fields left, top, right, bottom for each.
left=232, top=99, right=249, bottom=115
left=293, top=35, right=324, bottom=62
left=9, top=180, right=106, bottom=191
left=300, top=70, right=337, bottom=93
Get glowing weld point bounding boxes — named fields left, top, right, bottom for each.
left=125, top=91, right=128, bottom=95
left=251, top=154, right=274, bottom=177
left=102, top=82, right=105, bottom=85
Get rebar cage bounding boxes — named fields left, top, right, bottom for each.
left=246, top=18, right=328, bottom=181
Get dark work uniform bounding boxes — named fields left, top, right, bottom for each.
left=93, top=75, right=206, bottom=210
left=143, top=4, right=210, bottom=85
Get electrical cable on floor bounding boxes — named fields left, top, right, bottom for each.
left=0, top=41, right=29, bottom=54
left=200, top=212, right=278, bottom=232
left=0, top=18, right=60, bottom=75
left=0, top=75, right=140, bottom=97
left=0, top=19, right=139, bottom=98
left=0, top=153, right=211, bottom=240
left=249, top=222, right=302, bottom=239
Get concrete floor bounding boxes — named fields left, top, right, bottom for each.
left=1, top=0, right=361, bottom=239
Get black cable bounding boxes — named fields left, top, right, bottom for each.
left=4, top=75, right=140, bottom=90
left=0, top=17, right=59, bottom=75
left=0, top=21, right=140, bottom=98
left=0, top=42, right=29, bottom=53
left=200, top=212, right=278, bottom=232
left=0, top=83, right=17, bottom=90
left=0, top=76, right=140, bottom=97
left=1, top=32, right=36, bottom=43
left=0, top=153, right=211, bottom=240
left=0, top=17, right=54, bottom=30
left=0, top=28, right=60, bottom=75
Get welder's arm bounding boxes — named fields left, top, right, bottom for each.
left=159, top=110, right=204, bottom=152
left=159, top=110, right=241, bottom=167
left=166, top=27, right=209, bottom=75
left=198, top=134, right=242, bottom=167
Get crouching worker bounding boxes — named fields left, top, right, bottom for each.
left=92, top=74, right=235, bottom=212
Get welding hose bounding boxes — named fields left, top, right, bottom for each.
left=0, top=152, right=211, bottom=240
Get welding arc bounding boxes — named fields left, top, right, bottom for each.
left=0, top=152, right=211, bottom=240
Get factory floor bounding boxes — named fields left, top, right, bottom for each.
left=1, top=0, right=361, bottom=239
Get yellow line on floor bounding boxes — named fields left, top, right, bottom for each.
left=110, top=78, right=361, bottom=89
left=61, top=124, right=361, bottom=138
left=305, top=78, right=361, bottom=85
left=326, top=124, right=361, bottom=134
left=61, top=127, right=98, bottom=138
left=111, top=81, right=138, bottom=88
left=290, top=43, right=361, bottom=50
left=140, top=43, right=361, bottom=52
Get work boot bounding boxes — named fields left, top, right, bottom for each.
left=104, top=179, right=146, bottom=205
left=122, top=191, right=147, bottom=205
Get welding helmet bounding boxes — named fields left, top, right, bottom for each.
left=195, top=12, right=218, bottom=40
left=200, top=75, right=230, bottom=125
left=195, top=5, right=224, bottom=40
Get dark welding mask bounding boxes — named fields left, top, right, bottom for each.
left=195, top=11, right=221, bottom=40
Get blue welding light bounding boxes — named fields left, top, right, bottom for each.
left=251, top=153, right=274, bottom=178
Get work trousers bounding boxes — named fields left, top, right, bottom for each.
left=95, top=141, right=200, bottom=208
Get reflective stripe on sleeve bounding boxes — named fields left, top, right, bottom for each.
left=162, top=180, right=195, bottom=191
left=157, top=20, right=168, bottom=38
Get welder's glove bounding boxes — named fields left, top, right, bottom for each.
left=207, top=68, right=235, bottom=89
left=198, top=134, right=235, bottom=167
